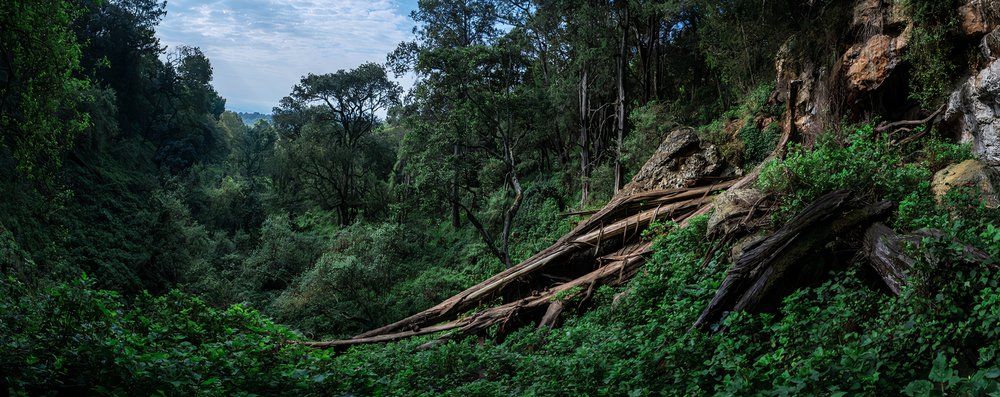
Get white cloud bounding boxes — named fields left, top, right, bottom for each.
left=157, top=0, right=416, bottom=112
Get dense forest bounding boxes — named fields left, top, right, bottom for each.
left=2, top=0, right=1000, bottom=395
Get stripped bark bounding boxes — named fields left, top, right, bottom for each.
left=350, top=183, right=729, bottom=341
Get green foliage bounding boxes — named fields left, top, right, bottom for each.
left=238, top=214, right=321, bottom=304
left=0, top=277, right=321, bottom=396
left=903, top=0, right=962, bottom=108
left=272, top=63, right=400, bottom=225
left=5, top=194, right=999, bottom=395
left=759, top=124, right=933, bottom=217
left=2, top=0, right=999, bottom=394
left=696, top=1, right=846, bottom=99
left=698, top=84, right=780, bottom=166
left=0, top=0, right=90, bottom=178
left=624, top=101, right=676, bottom=178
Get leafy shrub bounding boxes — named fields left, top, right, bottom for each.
left=903, top=0, right=961, bottom=108
left=758, top=124, right=932, bottom=217
left=738, top=122, right=780, bottom=166
left=0, top=277, right=322, bottom=396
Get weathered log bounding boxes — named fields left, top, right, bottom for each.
left=863, top=223, right=994, bottom=295
left=693, top=191, right=894, bottom=330
left=351, top=183, right=730, bottom=340
left=863, top=223, right=915, bottom=295
left=300, top=241, right=652, bottom=350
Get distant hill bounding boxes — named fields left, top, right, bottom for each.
left=236, top=111, right=272, bottom=125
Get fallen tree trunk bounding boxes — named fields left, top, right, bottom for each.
left=303, top=152, right=777, bottom=349
left=693, top=191, right=894, bottom=330
left=302, top=84, right=804, bottom=349
left=344, top=182, right=731, bottom=342
left=863, top=223, right=994, bottom=296
left=298, top=241, right=652, bottom=349
left=863, top=223, right=915, bottom=295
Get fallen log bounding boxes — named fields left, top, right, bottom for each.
left=305, top=154, right=780, bottom=348
left=693, top=191, right=894, bottom=330
left=350, top=183, right=728, bottom=341
left=297, top=241, right=652, bottom=350
left=303, top=84, right=802, bottom=349
left=863, top=223, right=994, bottom=295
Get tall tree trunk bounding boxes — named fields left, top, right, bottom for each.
left=614, top=4, right=629, bottom=194
left=451, top=142, right=461, bottom=228
left=579, top=67, right=590, bottom=207
left=340, top=162, right=354, bottom=226
left=650, top=14, right=660, bottom=100
left=501, top=142, right=523, bottom=269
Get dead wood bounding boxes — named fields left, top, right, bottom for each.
left=875, top=104, right=946, bottom=133
left=538, top=300, right=565, bottom=329
left=863, top=223, right=994, bottom=295
left=863, top=223, right=915, bottom=295
left=693, top=191, right=894, bottom=330
left=302, top=84, right=803, bottom=349
left=348, top=183, right=729, bottom=341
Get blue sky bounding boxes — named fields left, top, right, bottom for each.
left=157, top=0, right=419, bottom=113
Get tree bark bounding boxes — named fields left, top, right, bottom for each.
left=451, top=142, right=461, bottom=228
left=500, top=140, right=523, bottom=268
left=613, top=4, right=629, bottom=194
left=694, top=191, right=894, bottom=330
left=579, top=67, right=591, bottom=207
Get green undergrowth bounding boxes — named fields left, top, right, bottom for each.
left=698, top=84, right=783, bottom=168
left=3, top=126, right=999, bottom=395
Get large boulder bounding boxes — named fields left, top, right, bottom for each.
left=619, top=127, right=729, bottom=195
left=943, top=59, right=1000, bottom=166
left=931, top=159, right=1000, bottom=208
left=841, top=0, right=911, bottom=96
left=773, top=0, right=913, bottom=144
left=707, top=188, right=766, bottom=237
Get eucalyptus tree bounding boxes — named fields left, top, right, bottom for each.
left=391, top=0, right=553, bottom=267
left=273, top=63, right=401, bottom=225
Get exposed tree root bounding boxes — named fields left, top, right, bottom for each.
left=875, top=104, right=945, bottom=133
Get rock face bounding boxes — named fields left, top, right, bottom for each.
left=931, top=159, right=1000, bottom=208
left=841, top=0, right=911, bottom=101
left=774, top=45, right=830, bottom=141
left=706, top=188, right=766, bottom=237
left=619, top=127, right=728, bottom=195
left=774, top=0, right=913, bottom=144
left=841, top=33, right=909, bottom=95
left=943, top=59, right=1000, bottom=166
left=959, top=0, right=998, bottom=37
left=983, top=28, right=1000, bottom=60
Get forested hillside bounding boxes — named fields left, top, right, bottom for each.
left=2, top=0, right=1000, bottom=395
